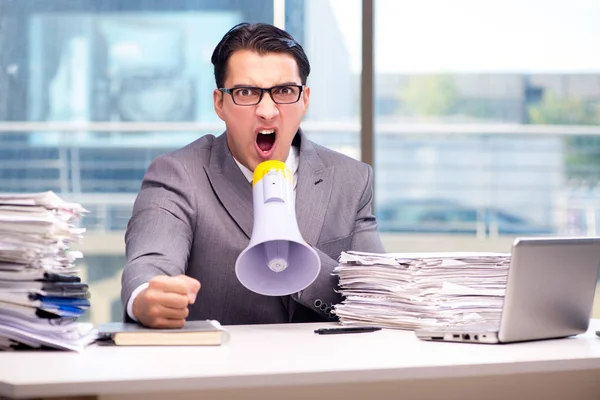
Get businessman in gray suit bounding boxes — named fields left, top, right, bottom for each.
left=121, top=22, right=385, bottom=328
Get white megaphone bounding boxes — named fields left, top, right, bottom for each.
left=235, top=160, right=321, bottom=296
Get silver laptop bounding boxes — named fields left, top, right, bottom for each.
left=415, top=237, right=600, bottom=344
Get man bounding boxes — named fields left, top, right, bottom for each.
left=121, top=22, right=385, bottom=328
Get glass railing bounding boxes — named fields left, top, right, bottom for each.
left=2, top=121, right=600, bottom=237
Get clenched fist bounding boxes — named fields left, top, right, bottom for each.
left=132, top=275, right=201, bottom=328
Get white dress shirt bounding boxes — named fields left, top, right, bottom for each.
left=126, top=147, right=300, bottom=321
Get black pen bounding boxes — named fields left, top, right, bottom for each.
left=314, top=327, right=381, bottom=335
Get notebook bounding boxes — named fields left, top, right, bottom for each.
left=98, top=320, right=227, bottom=346
left=415, top=237, right=600, bottom=344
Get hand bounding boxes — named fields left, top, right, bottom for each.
left=132, top=275, right=201, bottom=328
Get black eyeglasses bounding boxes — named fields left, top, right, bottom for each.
left=219, top=85, right=304, bottom=106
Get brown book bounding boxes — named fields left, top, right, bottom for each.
left=98, top=320, right=227, bottom=346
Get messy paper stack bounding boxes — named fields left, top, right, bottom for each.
left=333, top=251, right=511, bottom=330
left=0, top=191, right=97, bottom=351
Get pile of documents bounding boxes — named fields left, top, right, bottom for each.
left=333, top=251, right=511, bottom=330
left=0, top=191, right=97, bottom=351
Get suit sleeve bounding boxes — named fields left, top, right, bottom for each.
left=291, top=164, right=385, bottom=320
left=120, top=155, right=196, bottom=321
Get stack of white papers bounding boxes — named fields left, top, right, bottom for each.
left=0, top=191, right=97, bottom=351
left=333, top=251, right=511, bottom=330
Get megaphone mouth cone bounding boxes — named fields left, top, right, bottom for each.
left=235, top=240, right=321, bottom=296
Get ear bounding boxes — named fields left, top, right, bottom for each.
left=213, top=89, right=225, bottom=121
left=302, top=85, right=310, bottom=115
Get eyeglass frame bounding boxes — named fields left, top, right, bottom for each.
left=218, top=84, right=304, bottom=106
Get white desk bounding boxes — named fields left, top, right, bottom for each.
left=1, top=320, right=600, bottom=400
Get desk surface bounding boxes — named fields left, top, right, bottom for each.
left=1, top=320, right=600, bottom=399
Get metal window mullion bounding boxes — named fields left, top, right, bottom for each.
left=361, top=0, right=374, bottom=168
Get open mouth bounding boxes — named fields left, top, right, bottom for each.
left=256, top=129, right=276, bottom=157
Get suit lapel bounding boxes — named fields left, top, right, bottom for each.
left=204, top=134, right=254, bottom=239
left=287, top=131, right=333, bottom=322
left=295, top=130, right=334, bottom=246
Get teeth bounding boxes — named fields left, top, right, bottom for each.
left=258, top=129, right=275, bottom=135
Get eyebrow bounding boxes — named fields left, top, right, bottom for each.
left=229, top=82, right=301, bottom=88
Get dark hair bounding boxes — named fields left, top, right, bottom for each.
left=211, top=22, right=310, bottom=88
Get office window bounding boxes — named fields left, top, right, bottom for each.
left=373, top=0, right=600, bottom=239
left=0, top=0, right=362, bottom=325
left=292, top=0, right=361, bottom=159
left=1, top=0, right=598, bottom=325
left=0, top=0, right=276, bottom=324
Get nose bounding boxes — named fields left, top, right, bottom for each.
left=255, top=93, right=279, bottom=121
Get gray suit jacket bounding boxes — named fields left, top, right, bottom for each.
left=121, top=129, right=385, bottom=325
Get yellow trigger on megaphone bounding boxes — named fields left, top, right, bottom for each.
left=252, top=160, right=293, bottom=186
